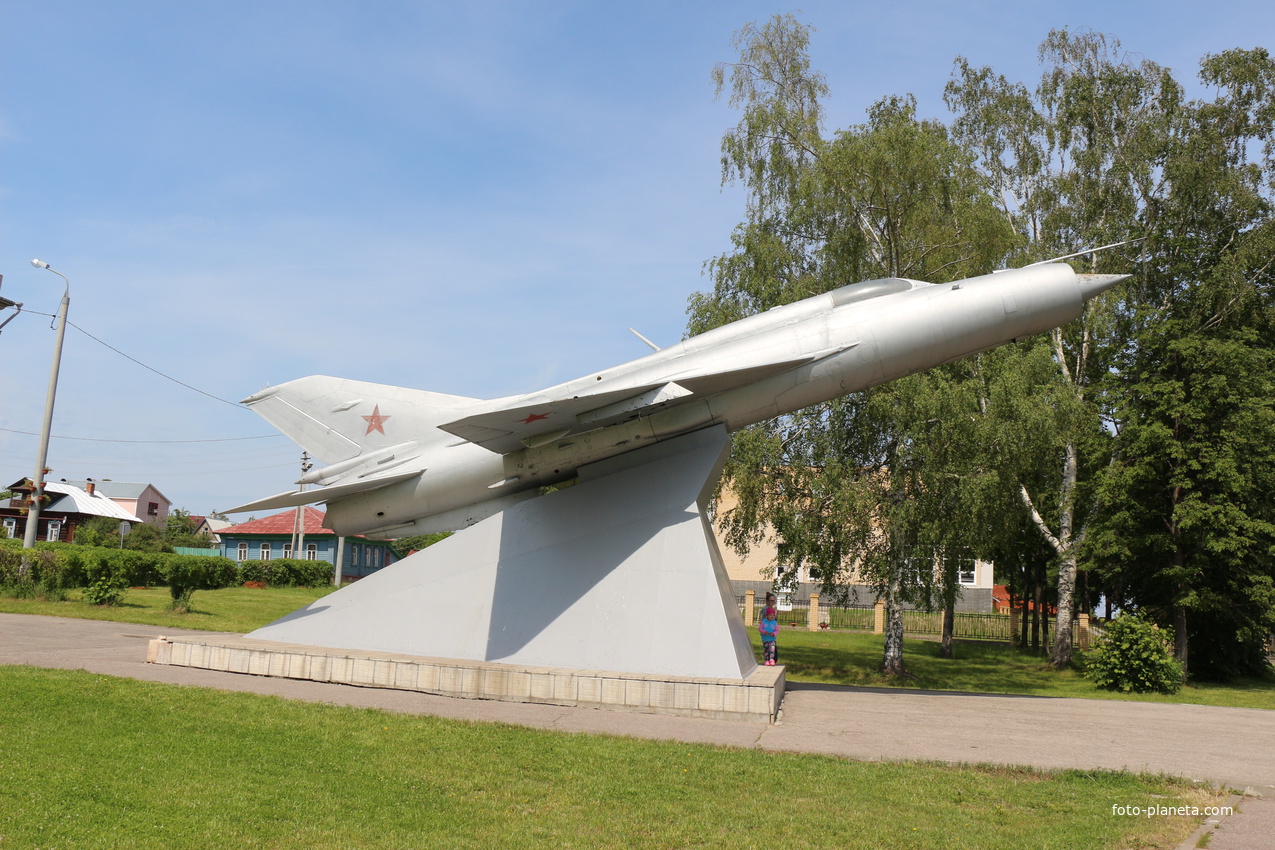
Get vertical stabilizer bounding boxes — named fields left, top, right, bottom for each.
left=241, top=375, right=482, bottom=464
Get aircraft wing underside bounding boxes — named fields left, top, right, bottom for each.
left=440, top=349, right=850, bottom=454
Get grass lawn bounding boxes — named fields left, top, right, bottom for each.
left=0, top=665, right=1230, bottom=850
left=3, top=586, right=1272, bottom=709
left=763, top=629, right=1275, bottom=710
left=0, top=585, right=333, bottom=634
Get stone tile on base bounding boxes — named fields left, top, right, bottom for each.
left=601, top=678, right=626, bottom=706
left=576, top=676, right=602, bottom=704
left=147, top=636, right=785, bottom=722
left=624, top=679, right=651, bottom=708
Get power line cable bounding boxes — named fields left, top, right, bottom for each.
left=67, top=318, right=245, bottom=408
left=18, top=308, right=249, bottom=408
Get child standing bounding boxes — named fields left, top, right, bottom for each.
left=759, top=598, right=779, bottom=666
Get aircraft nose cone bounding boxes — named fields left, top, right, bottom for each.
left=1077, top=273, right=1131, bottom=301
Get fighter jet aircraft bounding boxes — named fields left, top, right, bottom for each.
left=230, top=261, right=1127, bottom=537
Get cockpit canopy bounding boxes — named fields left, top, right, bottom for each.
left=829, top=277, right=914, bottom=307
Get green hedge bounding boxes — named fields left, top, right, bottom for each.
left=1, top=541, right=329, bottom=600
left=0, top=543, right=71, bottom=600
left=163, top=554, right=239, bottom=611
left=237, top=558, right=334, bottom=588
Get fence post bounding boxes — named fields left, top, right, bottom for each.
left=1009, top=606, right=1019, bottom=646
left=809, top=593, right=820, bottom=631
left=1078, top=613, right=1090, bottom=650
left=873, top=599, right=885, bottom=635
left=744, top=589, right=755, bottom=626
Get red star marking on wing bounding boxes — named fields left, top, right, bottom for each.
left=362, top=404, right=391, bottom=435
left=518, top=412, right=551, bottom=425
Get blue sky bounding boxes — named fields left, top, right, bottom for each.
left=2, top=0, right=1271, bottom=517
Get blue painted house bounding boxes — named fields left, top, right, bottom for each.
left=218, top=506, right=397, bottom=581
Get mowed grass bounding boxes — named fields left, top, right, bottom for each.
left=4, top=586, right=1273, bottom=708
left=761, top=629, right=1275, bottom=710
left=0, top=585, right=333, bottom=634
left=0, top=666, right=1228, bottom=850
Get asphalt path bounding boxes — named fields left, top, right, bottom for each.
left=2, top=613, right=1271, bottom=848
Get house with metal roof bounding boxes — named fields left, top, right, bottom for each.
left=59, top=479, right=171, bottom=528
left=2, top=478, right=141, bottom=544
left=218, top=507, right=398, bottom=581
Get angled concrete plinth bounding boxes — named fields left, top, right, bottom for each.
left=241, top=426, right=758, bottom=682
left=147, top=634, right=785, bottom=722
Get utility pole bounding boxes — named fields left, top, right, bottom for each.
left=294, top=451, right=312, bottom=559
left=22, top=261, right=70, bottom=565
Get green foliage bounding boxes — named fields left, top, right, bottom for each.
left=701, top=18, right=1275, bottom=680
left=161, top=555, right=238, bottom=613
left=163, top=508, right=213, bottom=549
left=388, top=532, right=451, bottom=559
left=74, top=547, right=162, bottom=606
left=1085, top=614, right=1185, bottom=694
left=0, top=545, right=70, bottom=601
left=1084, top=46, right=1275, bottom=679
left=698, top=14, right=1021, bottom=678
left=121, top=521, right=171, bottom=553
left=73, top=515, right=125, bottom=547
left=73, top=547, right=166, bottom=587
left=236, top=558, right=333, bottom=587
left=81, top=569, right=128, bottom=606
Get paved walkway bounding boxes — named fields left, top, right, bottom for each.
left=2, top=613, right=1271, bottom=848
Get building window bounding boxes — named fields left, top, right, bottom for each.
left=260, top=543, right=271, bottom=561
left=283, top=543, right=293, bottom=559
left=2, top=518, right=16, bottom=539
left=147, top=502, right=159, bottom=516
left=306, top=543, right=317, bottom=561
left=46, top=520, right=62, bottom=542
left=958, top=559, right=977, bottom=586
left=237, top=543, right=248, bottom=562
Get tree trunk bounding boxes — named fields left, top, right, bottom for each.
left=1042, top=599, right=1050, bottom=649
left=1020, top=437, right=1085, bottom=668
left=1051, top=551, right=1077, bottom=667
left=1031, top=568, right=1042, bottom=653
left=940, top=597, right=955, bottom=659
left=879, top=575, right=911, bottom=677
left=1174, top=601, right=1189, bottom=678
left=1019, top=564, right=1030, bottom=649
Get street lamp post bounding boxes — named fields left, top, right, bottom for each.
left=22, top=260, right=71, bottom=555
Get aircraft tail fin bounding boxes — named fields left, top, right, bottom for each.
left=242, top=375, right=483, bottom=465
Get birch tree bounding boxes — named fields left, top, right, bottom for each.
left=693, top=14, right=1013, bottom=676
left=945, top=29, right=1177, bottom=666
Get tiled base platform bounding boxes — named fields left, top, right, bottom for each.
left=147, top=635, right=785, bottom=722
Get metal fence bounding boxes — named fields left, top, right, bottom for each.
left=738, top=595, right=1090, bottom=646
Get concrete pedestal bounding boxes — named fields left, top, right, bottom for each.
left=242, top=426, right=756, bottom=681
left=147, top=634, right=784, bottom=721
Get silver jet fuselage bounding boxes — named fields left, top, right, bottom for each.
left=234, top=263, right=1123, bottom=536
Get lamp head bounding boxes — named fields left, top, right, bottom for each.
left=31, top=259, right=49, bottom=269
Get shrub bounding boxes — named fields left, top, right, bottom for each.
left=0, top=546, right=70, bottom=601
left=237, top=558, right=333, bottom=588
left=161, top=555, right=238, bottom=612
left=1085, top=613, right=1184, bottom=694
left=82, top=569, right=128, bottom=606
left=78, top=548, right=130, bottom=605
